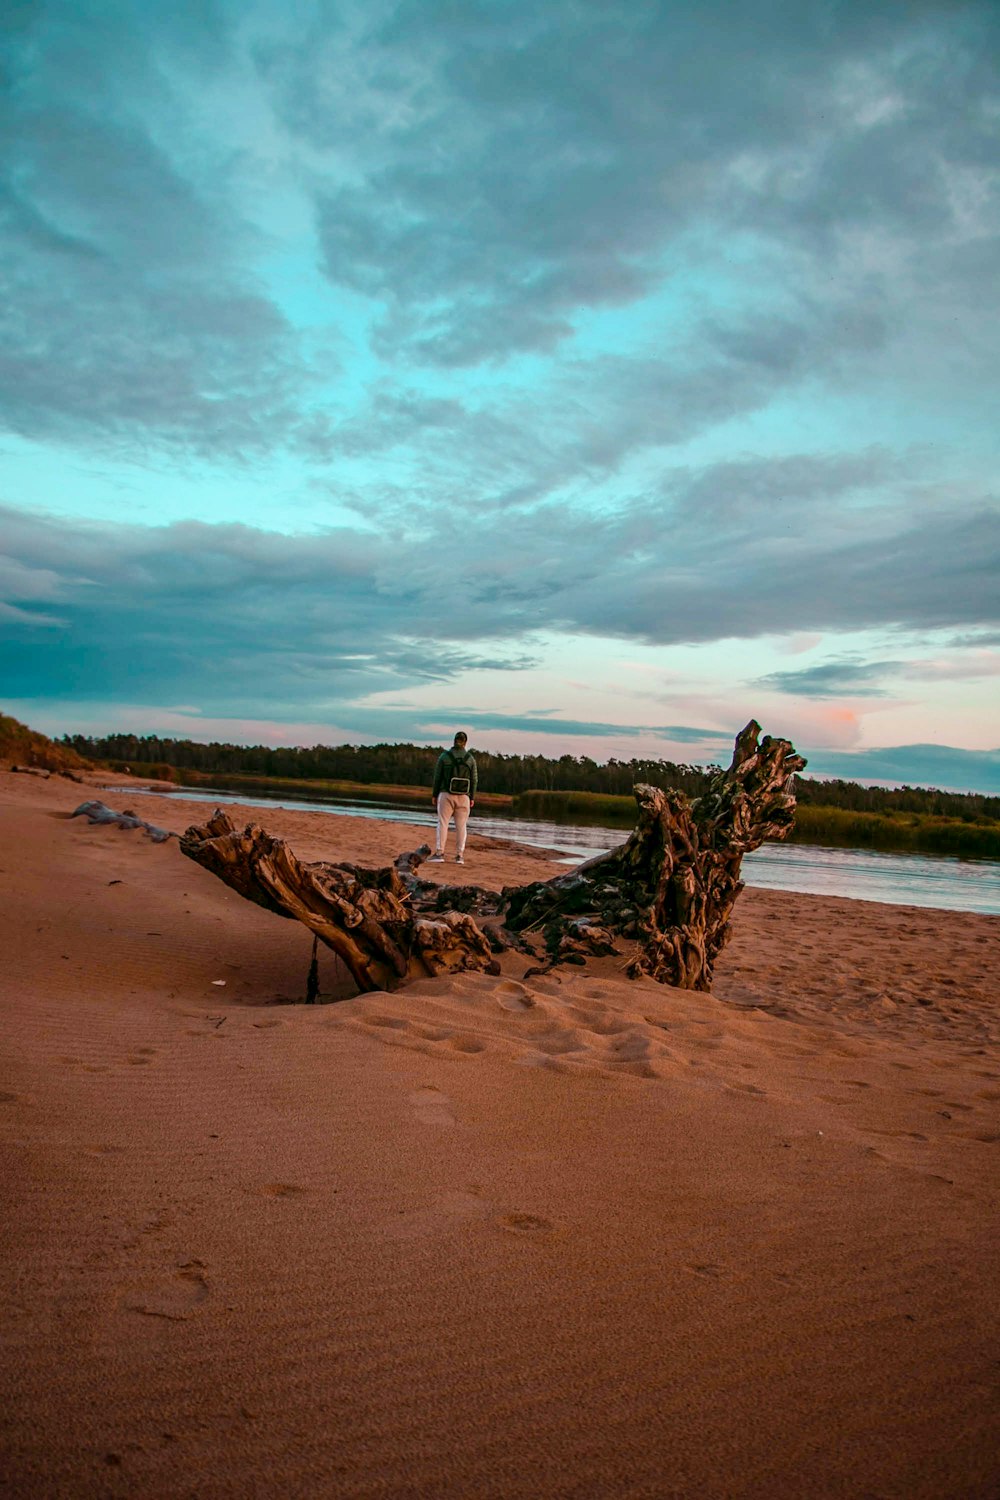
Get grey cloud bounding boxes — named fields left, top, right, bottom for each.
left=758, top=658, right=901, bottom=698
left=0, top=505, right=540, bottom=716
left=274, top=0, right=1000, bottom=368
left=382, top=709, right=729, bottom=745
left=658, top=726, right=733, bottom=746
left=555, top=506, right=1000, bottom=646
left=947, top=630, right=1000, bottom=649
left=3, top=0, right=996, bottom=491
left=805, top=743, right=1000, bottom=796
left=399, top=452, right=997, bottom=647
left=381, top=644, right=541, bottom=681
left=0, top=5, right=312, bottom=457
left=330, top=331, right=907, bottom=524
left=3, top=452, right=997, bottom=727
left=406, top=710, right=656, bottom=740
left=664, top=449, right=907, bottom=527
left=1, top=0, right=234, bottom=104
left=15, top=106, right=221, bottom=269
left=5, top=500, right=998, bottom=794
left=0, top=551, right=64, bottom=604
left=0, top=257, right=303, bottom=457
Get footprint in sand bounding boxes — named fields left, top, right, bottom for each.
left=568, top=1002, right=629, bottom=1036
left=533, top=1031, right=586, bottom=1057
left=409, top=1085, right=456, bottom=1127
left=496, top=981, right=536, bottom=1012
left=448, top=1034, right=486, bottom=1054
left=412, top=1025, right=453, bottom=1042
left=498, top=1212, right=554, bottom=1236
left=387, top=1190, right=490, bottom=1241
left=129, top=1261, right=209, bottom=1322
left=124, top=1209, right=173, bottom=1244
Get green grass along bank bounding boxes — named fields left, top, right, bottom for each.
left=129, top=766, right=514, bottom=812
left=511, top=789, right=1000, bottom=859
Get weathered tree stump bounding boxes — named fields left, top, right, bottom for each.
left=502, top=722, right=805, bottom=989
left=179, top=810, right=500, bottom=993
left=178, top=721, right=804, bottom=995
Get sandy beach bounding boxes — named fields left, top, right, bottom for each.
left=1, top=767, right=998, bottom=1498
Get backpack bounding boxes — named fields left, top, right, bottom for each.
left=446, top=749, right=473, bottom=795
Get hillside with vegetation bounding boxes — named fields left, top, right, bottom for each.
left=60, top=730, right=1000, bottom=858
left=1, top=714, right=90, bottom=774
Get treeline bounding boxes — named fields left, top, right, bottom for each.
left=61, top=733, right=713, bottom=799
left=790, top=776, right=1000, bottom=823
left=61, top=732, right=1000, bottom=823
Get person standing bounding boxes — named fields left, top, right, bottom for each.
left=428, top=731, right=477, bottom=864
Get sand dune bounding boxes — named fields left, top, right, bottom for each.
left=2, top=770, right=998, bottom=1497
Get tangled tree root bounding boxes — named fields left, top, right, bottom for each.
left=180, top=721, right=805, bottom=995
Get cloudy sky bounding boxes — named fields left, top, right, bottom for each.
left=2, top=0, right=999, bottom=792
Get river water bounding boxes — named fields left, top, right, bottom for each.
left=116, top=785, right=1000, bottom=917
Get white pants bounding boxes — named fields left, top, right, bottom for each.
left=436, top=792, right=471, bottom=856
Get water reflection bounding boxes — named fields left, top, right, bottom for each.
left=112, top=785, right=1000, bottom=916
left=743, top=840, right=999, bottom=916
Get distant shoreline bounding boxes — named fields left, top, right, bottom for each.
left=100, top=782, right=1000, bottom=922
left=136, top=769, right=1000, bottom=861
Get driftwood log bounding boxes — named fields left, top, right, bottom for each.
left=178, top=810, right=502, bottom=992
left=502, top=721, right=805, bottom=989
left=71, top=799, right=176, bottom=843
left=179, top=721, right=805, bottom=995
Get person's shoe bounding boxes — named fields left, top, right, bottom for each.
left=455, top=854, right=465, bottom=865
left=427, top=852, right=444, bottom=862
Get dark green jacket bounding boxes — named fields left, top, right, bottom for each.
left=433, top=746, right=478, bottom=799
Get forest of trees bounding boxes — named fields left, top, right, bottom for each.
left=61, top=732, right=1000, bottom=823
